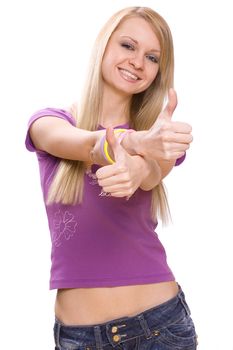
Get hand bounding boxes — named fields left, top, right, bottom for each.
left=96, top=127, right=145, bottom=198
left=89, top=130, right=108, bottom=166
left=137, top=88, right=193, bottom=161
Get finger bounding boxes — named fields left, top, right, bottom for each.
left=170, top=121, right=192, bottom=133
left=165, top=88, right=178, bottom=118
left=98, top=172, right=129, bottom=186
left=96, top=163, right=126, bottom=180
left=158, top=88, right=178, bottom=121
left=169, top=143, right=190, bottom=152
left=108, top=191, right=133, bottom=198
left=162, top=131, right=193, bottom=143
left=101, top=182, right=129, bottom=194
left=106, top=127, right=126, bottom=163
left=96, top=164, right=115, bottom=179
left=162, top=143, right=190, bottom=157
left=161, top=150, right=187, bottom=160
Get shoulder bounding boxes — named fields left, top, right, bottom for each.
left=25, top=106, right=76, bottom=153
left=28, top=107, right=76, bottom=126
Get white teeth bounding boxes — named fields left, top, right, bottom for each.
left=119, top=69, right=138, bottom=80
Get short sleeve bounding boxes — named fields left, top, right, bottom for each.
left=25, top=107, right=76, bottom=152
left=175, top=153, right=186, bottom=166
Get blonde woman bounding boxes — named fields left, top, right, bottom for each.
left=25, top=6, right=197, bottom=350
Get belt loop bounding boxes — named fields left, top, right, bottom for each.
left=177, top=290, right=191, bottom=316
left=137, top=314, right=152, bottom=339
left=94, top=326, right=103, bottom=350
left=54, top=321, right=61, bottom=350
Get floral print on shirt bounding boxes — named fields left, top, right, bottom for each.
left=52, top=210, right=78, bottom=247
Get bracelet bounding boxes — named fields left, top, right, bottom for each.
left=102, top=128, right=135, bottom=164
left=103, top=129, right=126, bottom=164
left=100, top=132, right=109, bottom=163
left=117, top=129, right=135, bottom=144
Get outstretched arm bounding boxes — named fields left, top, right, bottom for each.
left=29, top=116, right=108, bottom=164
left=96, top=89, right=193, bottom=194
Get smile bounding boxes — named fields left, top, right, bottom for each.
left=118, top=68, right=140, bottom=82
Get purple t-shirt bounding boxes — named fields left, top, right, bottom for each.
left=25, top=108, right=184, bottom=289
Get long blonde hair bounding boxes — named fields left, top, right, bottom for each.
left=47, top=6, right=174, bottom=224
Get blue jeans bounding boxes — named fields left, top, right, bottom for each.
left=54, top=284, right=198, bottom=349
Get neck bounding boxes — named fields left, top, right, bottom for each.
left=100, top=86, right=131, bottom=128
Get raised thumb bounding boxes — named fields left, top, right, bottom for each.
left=105, top=127, right=123, bottom=163
left=158, top=88, right=178, bottom=121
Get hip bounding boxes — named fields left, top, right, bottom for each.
left=54, top=284, right=198, bottom=350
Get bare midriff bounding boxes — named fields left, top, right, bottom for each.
left=55, top=281, right=179, bottom=326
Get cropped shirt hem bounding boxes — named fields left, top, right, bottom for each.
left=50, top=273, right=175, bottom=290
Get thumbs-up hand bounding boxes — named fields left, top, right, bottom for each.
left=136, top=88, right=193, bottom=161
left=96, top=127, right=145, bottom=198
left=157, top=87, right=178, bottom=121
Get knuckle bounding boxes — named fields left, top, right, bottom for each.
left=161, top=142, right=170, bottom=152
left=124, top=173, right=131, bottom=182
left=161, top=132, right=171, bottom=142
left=118, top=165, right=127, bottom=173
left=125, top=181, right=132, bottom=190
left=160, top=121, right=171, bottom=131
left=163, top=150, right=171, bottom=160
left=180, top=151, right=186, bottom=157
left=184, top=123, right=192, bottom=132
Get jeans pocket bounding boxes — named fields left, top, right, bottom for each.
left=59, top=338, right=80, bottom=350
left=154, top=315, right=198, bottom=349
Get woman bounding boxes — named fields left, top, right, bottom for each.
left=26, top=6, right=197, bottom=350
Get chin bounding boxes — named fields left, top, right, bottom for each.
left=114, top=81, right=144, bottom=96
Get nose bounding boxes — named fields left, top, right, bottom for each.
left=129, top=54, right=144, bottom=70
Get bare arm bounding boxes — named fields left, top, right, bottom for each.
left=139, top=158, right=176, bottom=191
left=29, top=105, right=184, bottom=191
left=29, top=117, right=106, bottom=163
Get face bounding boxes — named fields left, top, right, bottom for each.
left=101, top=17, right=161, bottom=97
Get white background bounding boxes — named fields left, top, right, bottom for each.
left=1, top=0, right=232, bottom=349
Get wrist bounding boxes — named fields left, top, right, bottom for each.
left=122, top=130, right=147, bottom=156
left=139, top=157, right=162, bottom=190
left=90, top=130, right=108, bottom=165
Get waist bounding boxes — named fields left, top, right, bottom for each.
left=54, top=284, right=195, bottom=349
left=55, top=281, right=179, bottom=325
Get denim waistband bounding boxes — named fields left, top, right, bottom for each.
left=54, top=284, right=191, bottom=349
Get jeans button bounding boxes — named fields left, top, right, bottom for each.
left=152, top=330, right=160, bottom=336
left=113, top=334, right=121, bottom=342
left=111, top=326, right=118, bottom=334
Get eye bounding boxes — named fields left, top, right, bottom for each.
left=146, top=54, right=159, bottom=63
left=121, top=42, right=135, bottom=50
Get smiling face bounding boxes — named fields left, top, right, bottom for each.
left=101, top=16, right=161, bottom=97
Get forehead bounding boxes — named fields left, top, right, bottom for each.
left=113, top=17, right=160, bottom=50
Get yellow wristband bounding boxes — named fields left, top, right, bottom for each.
left=103, top=129, right=127, bottom=164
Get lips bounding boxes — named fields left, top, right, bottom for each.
left=118, top=68, right=141, bottom=81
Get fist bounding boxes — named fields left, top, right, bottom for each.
left=96, top=127, right=145, bottom=198
left=140, top=89, right=193, bottom=161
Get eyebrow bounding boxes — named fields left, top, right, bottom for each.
left=119, top=35, right=161, bottom=53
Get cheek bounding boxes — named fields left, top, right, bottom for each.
left=150, top=66, right=159, bottom=82
left=102, top=51, right=117, bottom=75
left=101, top=55, right=112, bottom=80
left=144, top=66, right=159, bottom=88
